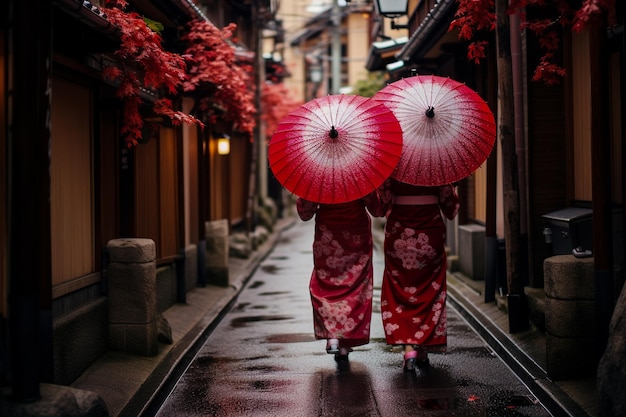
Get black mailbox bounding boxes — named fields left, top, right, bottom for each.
left=542, top=207, right=593, bottom=255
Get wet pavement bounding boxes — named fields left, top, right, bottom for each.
left=150, top=220, right=552, bottom=417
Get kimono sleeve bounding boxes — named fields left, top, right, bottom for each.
left=439, top=184, right=460, bottom=220
left=296, top=198, right=318, bottom=221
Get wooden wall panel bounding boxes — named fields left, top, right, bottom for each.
left=50, top=77, right=94, bottom=285
left=209, top=138, right=227, bottom=221
left=187, top=127, right=200, bottom=244
left=473, top=164, right=487, bottom=223
left=230, top=136, right=248, bottom=224
left=159, top=128, right=179, bottom=258
left=135, top=136, right=160, bottom=253
left=97, top=106, right=119, bottom=256
left=526, top=28, right=569, bottom=286
left=181, top=98, right=200, bottom=244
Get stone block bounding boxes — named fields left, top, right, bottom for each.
left=255, top=201, right=275, bottom=233
left=53, top=298, right=108, bottom=385
left=229, top=232, right=252, bottom=259
left=447, top=254, right=460, bottom=273
left=156, top=264, right=177, bottom=313
left=125, top=322, right=159, bottom=356
left=157, top=313, right=173, bottom=344
left=108, top=323, right=125, bottom=352
left=526, top=288, right=546, bottom=333
left=109, top=321, right=158, bottom=357
left=543, top=255, right=594, bottom=299
left=546, top=333, right=597, bottom=380
left=106, top=238, right=158, bottom=356
left=543, top=254, right=597, bottom=380
left=107, top=261, right=156, bottom=324
left=597, top=282, right=626, bottom=417
left=107, top=238, right=155, bottom=263
left=206, top=219, right=229, bottom=267
left=458, top=224, right=485, bottom=280
left=184, top=244, right=198, bottom=293
left=206, top=219, right=230, bottom=286
left=253, top=225, right=270, bottom=244
left=545, top=297, right=596, bottom=338
left=0, top=383, right=108, bottom=417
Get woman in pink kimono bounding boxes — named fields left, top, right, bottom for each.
left=297, top=194, right=381, bottom=363
left=378, top=178, right=459, bottom=371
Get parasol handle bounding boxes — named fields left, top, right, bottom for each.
left=329, top=126, right=339, bottom=139
left=425, top=106, right=435, bottom=118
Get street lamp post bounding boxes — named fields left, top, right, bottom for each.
left=375, top=0, right=409, bottom=30
left=309, top=63, right=323, bottom=99
left=331, top=0, right=341, bottom=94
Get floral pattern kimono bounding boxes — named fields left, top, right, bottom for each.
left=297, top=195, right=381, bottom=348
left=378, top=178, right=459, bottom=350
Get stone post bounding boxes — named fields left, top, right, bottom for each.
left=597, top=282, right=626, bottom=417
left=458, top=224, right=485, bottom=280
left=106, top=238, right=158, bottom=356
left=544, top=255, right=596, bottom=380
left=205, top=219, right=229, bottom=286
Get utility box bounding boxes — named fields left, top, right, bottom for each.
left=542, top=207, right=593, bottom=255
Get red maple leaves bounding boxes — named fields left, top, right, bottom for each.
left=261, top=83, right=303, bottom=138
left=182, top=20, right=256, bottom=137
left=103, top=0, right=203, bottom=146
left=102, top=0, right=257, bottom=147
left=450, top=0, right=613, bottom=84
left=448, top=0, right=494, bottom=65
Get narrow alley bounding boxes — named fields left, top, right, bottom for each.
left=148, top=220, right=551, bottom=417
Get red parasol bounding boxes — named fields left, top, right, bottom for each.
left=373, top=74, right=496, bottom=186
left=268, top=94, right=403, bottom=204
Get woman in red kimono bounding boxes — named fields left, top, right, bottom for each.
left=297, top=193, right=381, bottom=363
left=378, top=178, right=459, bottom=371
